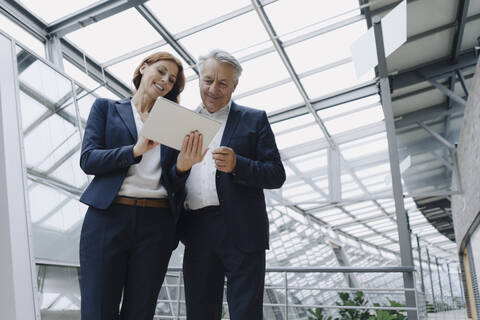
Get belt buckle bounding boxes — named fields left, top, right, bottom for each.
left=135, top=198, right=147, bottom=207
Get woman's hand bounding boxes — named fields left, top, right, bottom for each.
left=133, top=136, right=159, bottom=158
left=176, top=131, right=208, bottom=173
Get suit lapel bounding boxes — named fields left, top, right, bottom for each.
left=115, top=98, right=137, bottom=142
left=220, top=102, right=241, bottom=146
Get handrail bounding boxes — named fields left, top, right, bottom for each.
left=35, top=260, right=415, bottom=273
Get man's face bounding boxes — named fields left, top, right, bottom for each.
left=199, top=59, right=238, bottom=113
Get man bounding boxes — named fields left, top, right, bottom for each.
left=174, top=49, right=286, bottom=319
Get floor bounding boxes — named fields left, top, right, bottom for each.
left=428, top=309, right=468, bottom=320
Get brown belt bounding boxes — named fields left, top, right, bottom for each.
left=113, top=196, right=169, bottom=208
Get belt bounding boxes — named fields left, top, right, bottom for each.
left=113, top=196, right=169, bottom=208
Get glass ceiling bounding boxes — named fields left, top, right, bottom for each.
left=1, top=0, right=471, bottom=315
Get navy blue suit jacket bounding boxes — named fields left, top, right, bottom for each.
left=79, top=97, right=188, bottom=223
left=177, top=102, right=286, bottom=252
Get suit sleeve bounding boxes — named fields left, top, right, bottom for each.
left=231, top=111, right=286, bottom=189
left=80, top=99, right=141, bottom=175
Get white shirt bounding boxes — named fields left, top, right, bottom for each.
left=117, top=101, right=168, bottom=198
left=184, top=102, right=231, bottom=210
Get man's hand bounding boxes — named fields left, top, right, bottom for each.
left=133, top=136, right=159, bottom=158
left=176, top=131, right=208, bottom=173
left=212, top=146, right=237, bottom=173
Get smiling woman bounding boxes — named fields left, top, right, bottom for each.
left=77, top=50, right=205, bottom=320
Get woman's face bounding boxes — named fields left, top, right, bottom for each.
left=139, top=60, right=179, bottom=99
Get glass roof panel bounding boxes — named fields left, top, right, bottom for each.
left=146, top=0, right=251, bottom=34
left=286, top=20, right=366, bottom=74
left=18, top=0, right=99, bottom=23
left=301, top=62, right=374, bottom=99
left=179, top=11, right=271, bottom=59
left=265, top=0, right=360, bottom=36
left=322, top=103, right=384, bottom=135
left=235, top=81, right=304, bottom=114
left=66, top=9, right=164, bottom=63
left=235, top=52, right=289, bottom=96
left=107, top=44, right=193, bottom=88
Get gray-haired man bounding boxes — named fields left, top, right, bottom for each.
left=175, top=49, right=285, bottom=319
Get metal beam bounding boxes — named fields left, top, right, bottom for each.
left=46, top=0, right=149, bottom=37
left=416, top=121, right=456, bottom=150
left=135, top=5, right=198, bottom=74
left=456, top=70, right=470, bottom=97
left=0, top=0, right=48, bottom=41
left=452, top=0, right=470, bottom=63
left=251, top=0, right=335, bottom=147
left=373, top=16, right=417, bottom=319
left=391, top=49, right=478, bottom=91
left=394, top=102, right=465, bottom=129
left=101, top=0, right=279, bottom=68
left=60, top=38, right=130, bottom=97
left=428, top=79, right=467, bottom=106
left=269, top=81, right=378, bottom=124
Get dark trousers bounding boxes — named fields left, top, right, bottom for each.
left=79, top=203, right=177, bottom=320
left=182, top=207, right=266, bottom=320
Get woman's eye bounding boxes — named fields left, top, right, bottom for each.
left=158, top=69, right=165, bottom=74
left=169, top=78, right=175, bottom=84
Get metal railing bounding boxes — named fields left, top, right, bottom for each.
left=35, top=262, right=466, bottom=319
left=154, top=266, right=424, bottom=320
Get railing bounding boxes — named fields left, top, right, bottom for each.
left=36, top=262, right=465, bottom=319
left=155, top=266, right=425, bottom=320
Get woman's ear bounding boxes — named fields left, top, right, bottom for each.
left=139, top=63, right=148, bottom=75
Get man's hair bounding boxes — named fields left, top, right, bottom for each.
left=197, top=49, right=243, bottom=81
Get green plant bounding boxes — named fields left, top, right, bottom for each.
left=308, top=307, right=333, bottom=320
left=335, top=291, right=370, bottom=320
left=369, top=310, right=397, bottom=320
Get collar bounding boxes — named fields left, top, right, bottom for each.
left=196, top=100, right=232, bottom=117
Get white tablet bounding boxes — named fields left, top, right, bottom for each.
left=140, top=96, right=222, bottom=153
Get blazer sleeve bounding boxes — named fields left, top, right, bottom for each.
left=231, top=111, right=286, bottom=189
left=80, top=99, right=141, bottom=175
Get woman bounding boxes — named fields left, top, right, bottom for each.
left=79, top=51, right=204, bottom=320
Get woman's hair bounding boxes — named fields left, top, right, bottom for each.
left=132, top=51, right=185, bottom=103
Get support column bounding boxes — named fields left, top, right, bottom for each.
left=45, top=35, right=64, bottom=70
left=0, top=33, right=39, bottom=320
left=373, top=16, right=417, bottom=319
left=436, top=258, right=445, bottom=310
left=447, top=263, right=455, bottom=307
left=426, top=248, right=437, bottom=309
left=416, top=235, right=426, bottom=292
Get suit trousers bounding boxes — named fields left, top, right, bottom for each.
left=182, top=207, right=266, bottom=320
left=79, top=203, right=176, bottom=320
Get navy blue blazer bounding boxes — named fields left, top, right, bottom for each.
left=177, top=102, right=286, bottom=252
left=79, top=97, right=188, bottom=223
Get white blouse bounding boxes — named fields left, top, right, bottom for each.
left=117, top=100, right=167, bottom=199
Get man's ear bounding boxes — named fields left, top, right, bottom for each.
left=233, top=80, right=239, bottom=91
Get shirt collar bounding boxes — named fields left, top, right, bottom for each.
left=196, top=100, right=232, bottom=117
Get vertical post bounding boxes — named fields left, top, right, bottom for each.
left=426, top=248, right=437, bottom=310
left=328, top=146, right=341, bottom=203
left=447, top=264, right=455, bottom=308
left=457, top=266, right=466, bottom=305
left=176, top=271, right=182, bottom=320
left=436, top=258, right=445, bottom=311
left=285, top=272, right=289, bottom=320
left=372, top=16, right=417, bottom=320
left=416, top=235, right=426, bottom=292
left=45, top=35, right=65, bottom=70
left=0, top=34, right=39, bottom=319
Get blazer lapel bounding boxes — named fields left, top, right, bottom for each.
left=220, top=102, right=241, bottom=146
left=115, top=98, right=137, bottom=142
